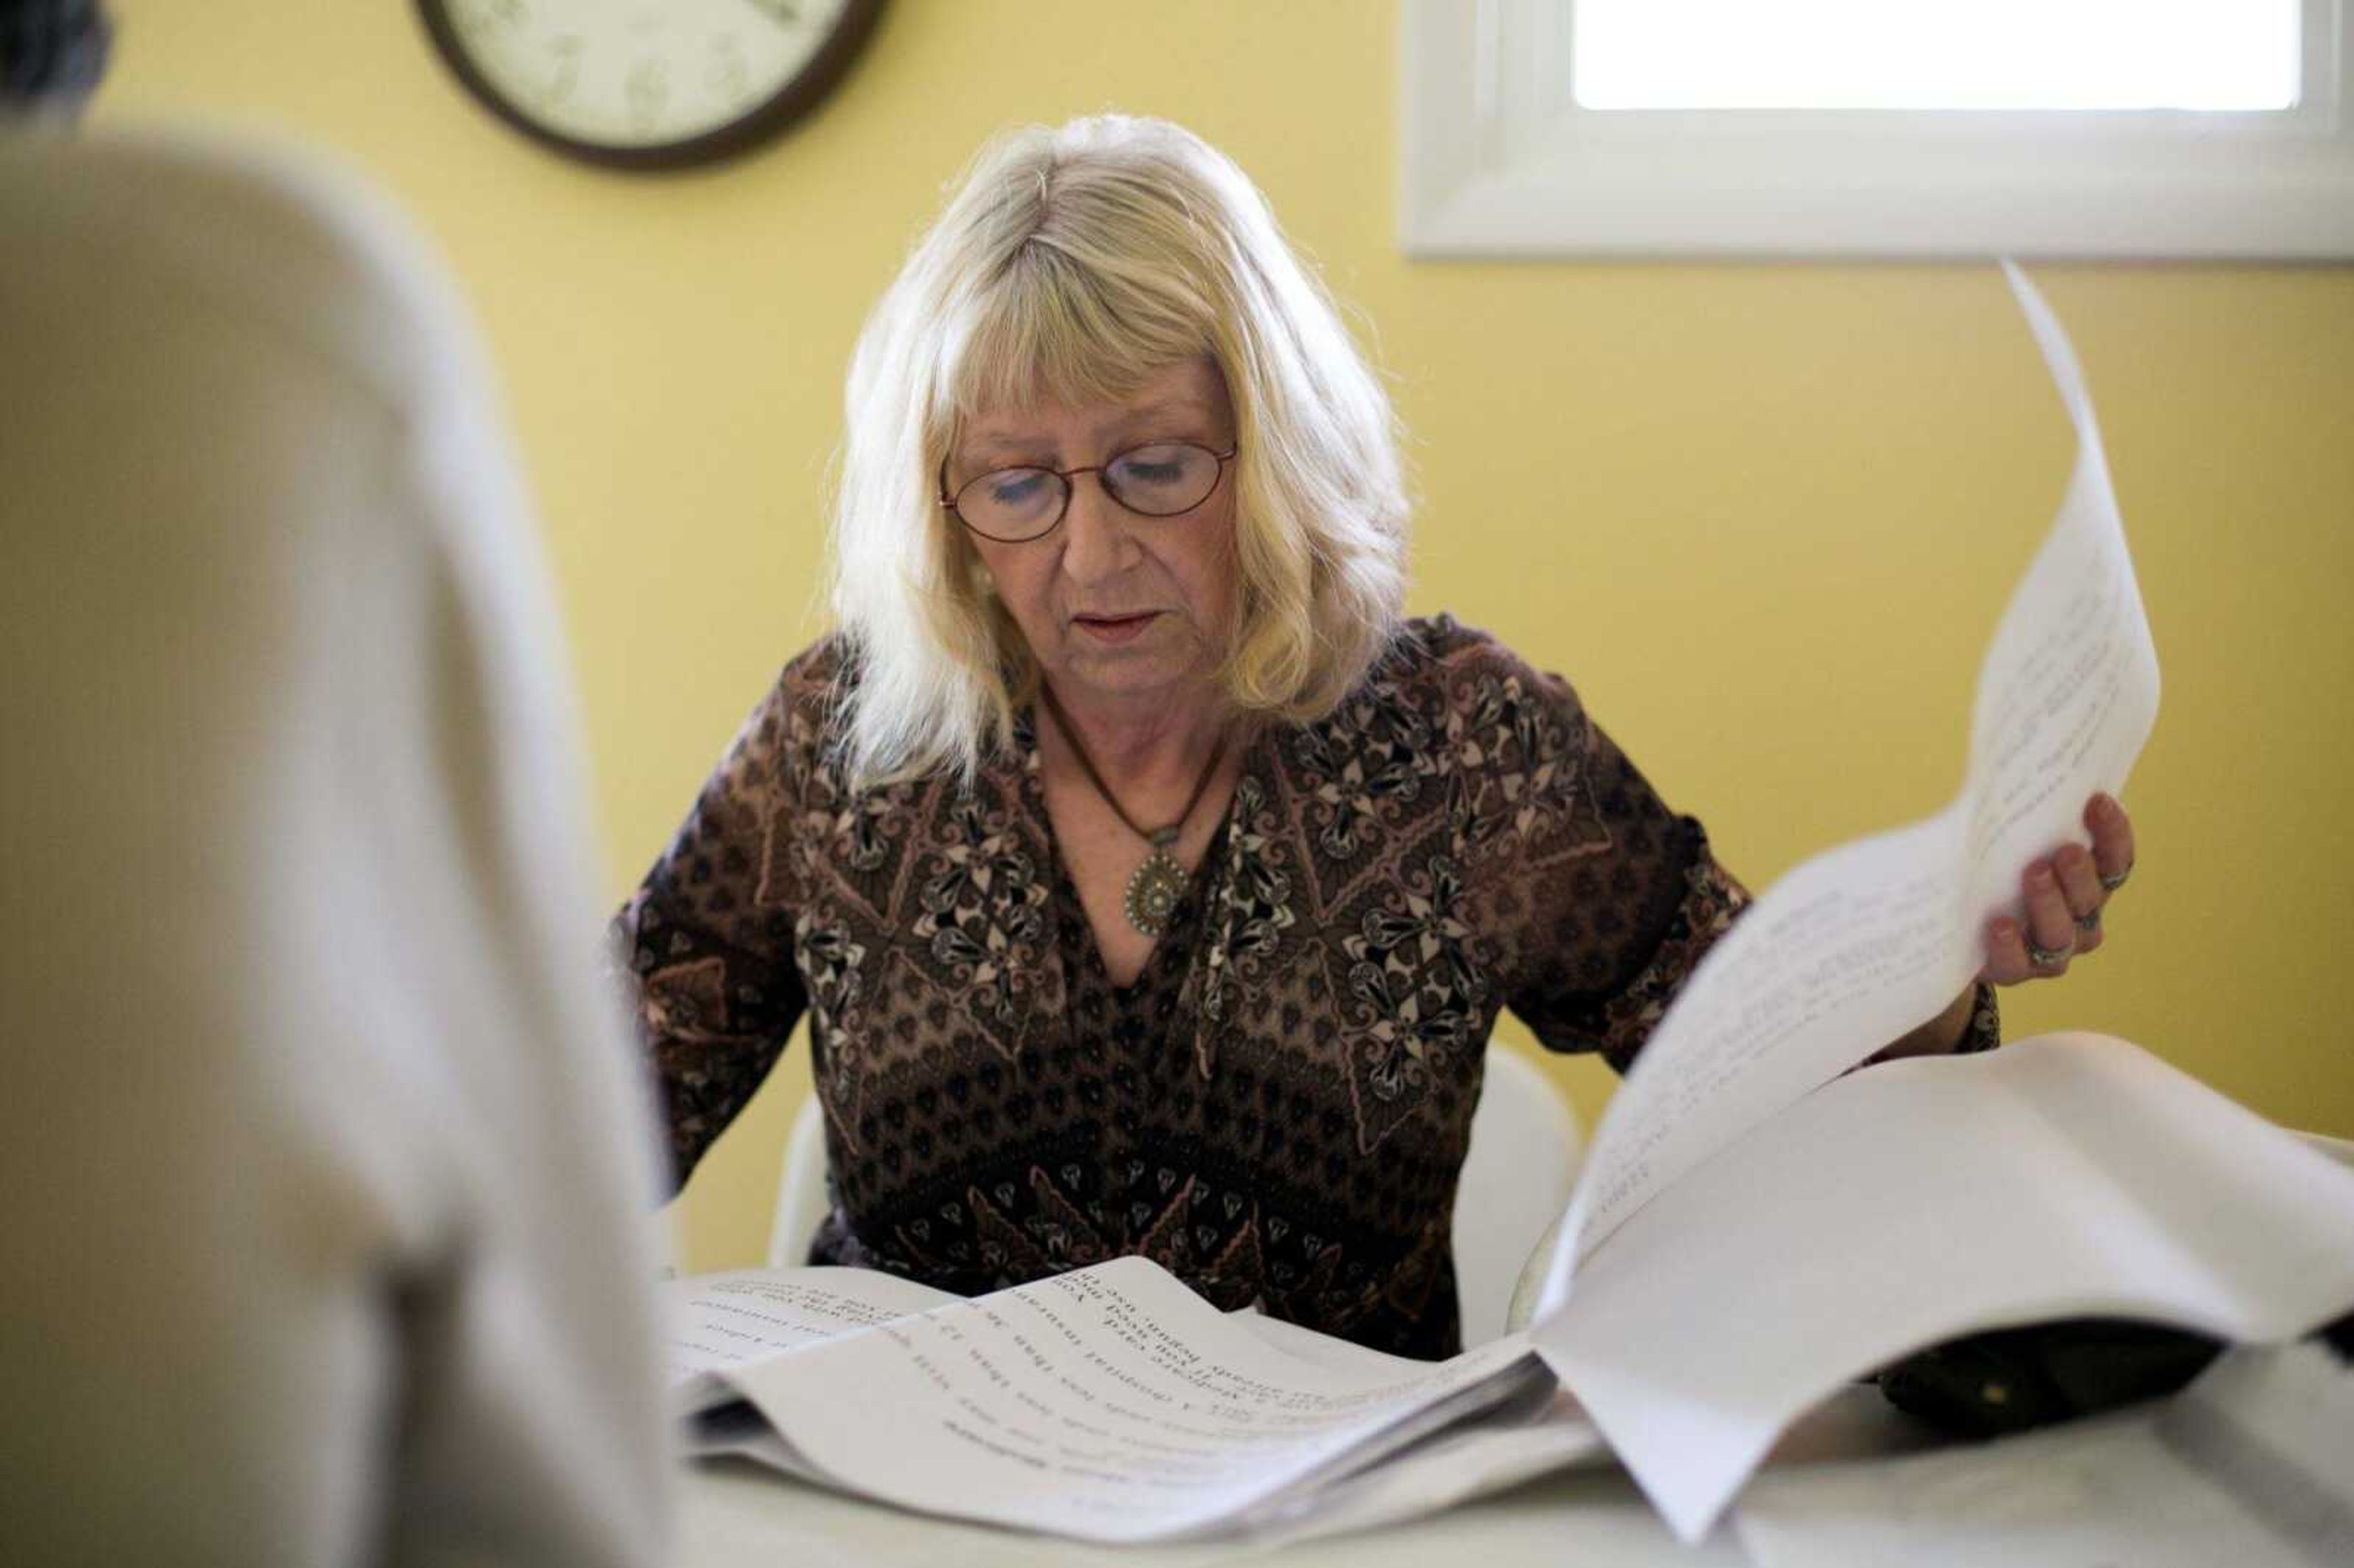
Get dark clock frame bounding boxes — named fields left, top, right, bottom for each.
left=415, top=0, right=886, bottom=172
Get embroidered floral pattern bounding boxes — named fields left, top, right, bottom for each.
left=1198, top=774, right=1298, bottom=1038
left=1290, top=656, right=1441, bottom=870
left=1333, top=854, right=1488, bottom=1149
left=1444, top=666, right=1610, bottom=869
left=908, top=790, right=1051, bottom=1045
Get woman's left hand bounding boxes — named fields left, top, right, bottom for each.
left=1981, top=792, right=2138, bottom=985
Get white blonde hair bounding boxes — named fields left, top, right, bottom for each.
left=827, top=114, right=1409, bottom=790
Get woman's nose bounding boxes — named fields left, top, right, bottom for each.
left=1058, top=471, right=1140, bottom=581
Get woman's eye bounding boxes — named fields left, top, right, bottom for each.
left=987, top=471, right=1049, bottom=504
left=1113, top=446, right=1197, bottom=485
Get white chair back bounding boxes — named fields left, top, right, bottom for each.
left=768, top=1093, right=832, bottom=1270
left=1453, top=1048, right=1581, bottom=1344
left=768, top=1048, right=1583, bottom=1345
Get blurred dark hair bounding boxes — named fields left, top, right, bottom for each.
left=2, top=0, right=112, bottom=114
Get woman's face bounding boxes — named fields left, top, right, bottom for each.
left=950, top=357, right=1240, bottom=714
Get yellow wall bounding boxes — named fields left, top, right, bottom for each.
left=99, top=2, right=2354, bottom=1274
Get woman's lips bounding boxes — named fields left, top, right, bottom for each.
left=1073, top=612, right=1159, bottom=644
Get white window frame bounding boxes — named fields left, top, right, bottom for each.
left=1399, top=0, right=2354, bottom=258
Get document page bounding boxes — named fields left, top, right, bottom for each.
left=664, top=1266, right=962, bottom=1415
left=1533, top=262, right=2161, bottom=1310
left=1235, top=1388, right=1609, bottom=1546
left=718, top=1254, right=1541, bottom=1542
left=1536, top=1033, right=2354, bottom=1542
left=1735, top=1341, right=2354, bottom=1568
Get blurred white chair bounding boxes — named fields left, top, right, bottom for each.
left=768, top=1048, right=1582, bottom=1346
left=1454, top=1048, right=1582, bottom=1344
left=768, top=1093, right=834, bottom=1270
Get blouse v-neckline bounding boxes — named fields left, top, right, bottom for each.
left=1016, top=706, right=1260, bottom=1000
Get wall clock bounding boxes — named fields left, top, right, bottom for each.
left=417, top=0, right=885, bottom=171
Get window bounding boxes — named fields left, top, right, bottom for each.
left=1399, top=0, right=2354, bottom=257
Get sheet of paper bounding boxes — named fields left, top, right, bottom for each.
left=1533, top=261, right=2161, bottom=1311
left=695, top=1297, right=1599, bottom=1544
left=712, top=1358, right=1607, bottom=1547
left=1233, top=1388, right=1610, bottom=1546
left=718, top=1254, right=1541, bottom=1542
left=663, top=1266, right=962, bottom=1414
left=1735, top=1341, right=2354, bottom=1568
left=1535, top=1033, right=2354, bottom=1541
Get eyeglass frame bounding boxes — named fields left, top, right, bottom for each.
left=936, top=441, right=1240, bottom=544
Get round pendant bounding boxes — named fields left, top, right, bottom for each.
left=1123, top=849, right=1190, bottom=938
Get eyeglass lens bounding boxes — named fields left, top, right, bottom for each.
left=955, top=443, right=1223, bottom=539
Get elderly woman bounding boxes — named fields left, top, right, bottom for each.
left=615, top=115, right=2135, bottom=1360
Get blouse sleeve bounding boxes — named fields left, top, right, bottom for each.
left=1491, top=708, right=1752, bottom=1073
left=611, top=653, right=828, bottom=1192
left=1453, top=630, right=2000, bottom=1071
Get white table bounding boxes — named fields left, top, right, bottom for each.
left=672, top=1387, right=1938, bottom=1567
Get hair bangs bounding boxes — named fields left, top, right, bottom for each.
left=940, top=241, right=1212, bottom=435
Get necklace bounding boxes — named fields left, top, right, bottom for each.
left=1039, top=685, right=1232, bottom=940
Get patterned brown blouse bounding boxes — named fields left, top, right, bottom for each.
left=615, top=615, right=1994, bottom=1358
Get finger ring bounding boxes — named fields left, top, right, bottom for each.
left=2025, top=935, right=2073, bottom=967
left=2074, top=910, right=2101, bottom=934
left=2098, top=862, right=2132, bottom=893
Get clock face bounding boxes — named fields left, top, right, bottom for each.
left=421, top=0, right=882, bottom=168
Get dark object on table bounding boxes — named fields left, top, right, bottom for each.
left=1878, top=1319, right=2226, bottom=1439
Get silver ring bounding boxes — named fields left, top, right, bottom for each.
left=2025, top=935, right=2073, bottom=967
left=2098, top=862, right=2132, bottom=893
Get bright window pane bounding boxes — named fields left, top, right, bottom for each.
left=1574, top=0, right=2301, bottom=111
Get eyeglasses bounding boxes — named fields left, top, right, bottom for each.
left=938, top=441, right=1238, bottom=543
